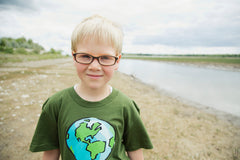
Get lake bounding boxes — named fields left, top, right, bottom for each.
left=118, top=59, right=240, bottom=117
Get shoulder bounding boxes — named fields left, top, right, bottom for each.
left=113, top=88, right=140, bottom=113
left=113, top=88, right=133, bottom=104
left=48, top=87, right=73, bottom=102
left=42, top=87, right=73, bottom=111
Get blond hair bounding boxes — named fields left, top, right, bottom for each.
left=71, top=15, right=123, bottom=56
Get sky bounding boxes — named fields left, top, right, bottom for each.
left=0, top=0, right=240, bottom=55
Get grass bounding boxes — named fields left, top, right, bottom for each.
left=123, top=55, right=240, bottom=65
left=0, top=53, right=68, bottom=65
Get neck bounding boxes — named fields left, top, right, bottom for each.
left=76, top=83, right=111, bottom=102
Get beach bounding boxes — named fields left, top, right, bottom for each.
left=0, top=58, right=240, bottom=160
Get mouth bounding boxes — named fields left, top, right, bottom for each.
left=87, top=74, right=103, bottom=79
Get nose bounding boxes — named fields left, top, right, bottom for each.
left=88, top=58, right=101, bottom=70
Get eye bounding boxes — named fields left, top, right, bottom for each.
left=79, top=54, right=91, bottom=59
left=76, top=54, right=92, bottom=61
left=75, top=53, right=92, bottom=63
left=101, top=56, right=112, bottom=60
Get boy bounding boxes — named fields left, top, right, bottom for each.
left=30, top=15, right=153, bottom=160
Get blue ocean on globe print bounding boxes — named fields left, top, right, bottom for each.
left=66, top=117, right=115, bottom=160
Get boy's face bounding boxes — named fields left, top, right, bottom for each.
left=72, top=39, right=121, bottom=90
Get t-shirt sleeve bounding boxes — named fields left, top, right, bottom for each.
left=123, top=100, right=153, bottom=151
left=29, top=99, right=59, bottom=152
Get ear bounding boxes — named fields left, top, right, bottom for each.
left=72, top=51, right=75, bottom=60
left=117, top=54, right=122, bottom=61
left=72, top=52, right=77, bottom=66
left=114, top=54, right=122, bottom=70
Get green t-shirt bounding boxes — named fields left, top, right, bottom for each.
left=30, top=86, right=153, bottom=160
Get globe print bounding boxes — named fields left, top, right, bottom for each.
left=66, top=117, right=115, bottom=160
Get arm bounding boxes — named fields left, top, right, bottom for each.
left=42, top=149, right=60, bottom=160
left=127, top=149, right=144, bottom=160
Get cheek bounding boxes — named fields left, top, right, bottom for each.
left=103, top=67, right=116, bottom=78
left=74, top=63, right=87, bottom=75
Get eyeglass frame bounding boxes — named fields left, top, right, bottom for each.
left=73, top=53, right=119, bottom=66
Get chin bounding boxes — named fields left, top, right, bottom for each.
left=87, top=83, right=107, bottom=90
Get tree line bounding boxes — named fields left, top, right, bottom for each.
left=0, top=37, right=62, bottom=55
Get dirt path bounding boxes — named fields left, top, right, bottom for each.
left=0, top=58, right=240, bottom=160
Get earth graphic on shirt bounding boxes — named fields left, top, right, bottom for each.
left=66, top=117, right=115, bottom=160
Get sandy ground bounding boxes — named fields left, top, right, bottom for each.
left=0, top=58, right=240, bottom=160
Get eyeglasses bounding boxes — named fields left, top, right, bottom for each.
left=73, top=53, right=119, bottom=66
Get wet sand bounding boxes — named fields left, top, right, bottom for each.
left=0, top=58, right=239, bottom=160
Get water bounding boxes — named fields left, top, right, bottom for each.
left=118, top=59, right=240, bottom=117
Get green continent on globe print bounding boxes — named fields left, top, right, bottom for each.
left=66, top=118, right=115, bottom=160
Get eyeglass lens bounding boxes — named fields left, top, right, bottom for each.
left=74, top=53, right=117, bottom=66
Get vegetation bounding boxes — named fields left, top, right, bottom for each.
left=0, top=37, right=62, bottom=55
left=0, top=37, right=67, bottom=65
left=122, top=53, right=240, bottom=65
left=0, top=54, right=68, bottom=65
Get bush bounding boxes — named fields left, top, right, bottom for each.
left=0, top=37, right=61, bottom=56
left=43, top=48, right=62, bottom=55
left=0, top=46, right=14, bottom=54
left=4, top=47, right=14, bottom=54
left=15, top=48, right=28, bottom=54
left=32, top=48, right=41, bottom=54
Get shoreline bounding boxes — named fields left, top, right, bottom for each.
left=118, top=59, right=240, bottom=128
left=117, top=71, right=240, bottom=128
left=175, top=96, right=240, bottom=127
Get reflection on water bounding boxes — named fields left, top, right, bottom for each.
left=119, top=59, right=240, bottom=117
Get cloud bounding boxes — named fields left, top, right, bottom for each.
left=130, top=0, right=240, bottom=48
left=0, top=0, right=239, bottom=54
left=133, top=25, right=240, bottom=47
left=0, top=0, right=37, bottom=10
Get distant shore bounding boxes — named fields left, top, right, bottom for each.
left=122, top=54, right=240, bottom=72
